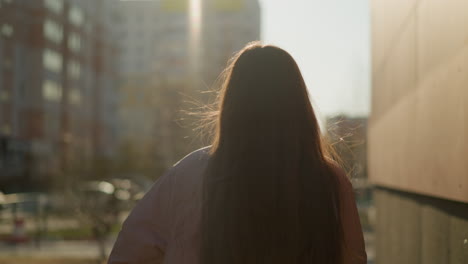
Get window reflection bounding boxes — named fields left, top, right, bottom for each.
left=42, top=79, right=62, bottom=101
left=43, top=49, right=63, bottom=73
left=0, top=90, right=9, bottom=102
left=44, top=0, right=63, bottom=14
left=69, top=88, right=81, bottom=105
left=43, top=19, right=63, bottom=44
left=68, top=33, right=81, bottom=52
left=68, top=60, right=80, bottom=79
left=69, top=5, right=84, bottom=26
left=1, top=24, right=13, bottom=37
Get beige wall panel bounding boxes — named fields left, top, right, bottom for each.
left=369, top=45, right=468, bottom=202
left=368, top=87, right=419, bottom=192
left=417, top=0, right=468, bottom=78
left=371, top=0, right=419, bottom=71
left=414, top=46, right=468, bottom=200
left=370, top=0, right=468, bottom=202
left=370, top=0, right=389, bottom=72
left=371, top=0, right=419, bottom=118
left=372, top=16, right=417, bottom=119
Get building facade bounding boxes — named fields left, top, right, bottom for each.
left=113, top=0, right=165, bottom=175
left=0, top=0, right=119, bottom=191
left=116, top=0, right=261, bottom=170
left=369, top=0, right=468, bottom=263
left=200, top=0, right=261, bottom=84
left=114, top=0, right=161, bottom=146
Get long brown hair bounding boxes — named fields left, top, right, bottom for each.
left=200, top=42, right=344, bottom=264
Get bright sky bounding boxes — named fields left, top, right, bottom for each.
left=259, top=0, right=371, bottom=119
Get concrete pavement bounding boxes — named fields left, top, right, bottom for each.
left=0, top=237, right=116, bottom=260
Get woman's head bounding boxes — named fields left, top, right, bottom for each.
left=201, top=42, right=344, bottom=264
left=211, top=42, right=323, bottom=158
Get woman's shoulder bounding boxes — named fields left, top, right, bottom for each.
left=165, top=146, right=212, bottom=187
left=325, top=158, right=352, bottom=188
left=173, top=146, right=211, bottom=169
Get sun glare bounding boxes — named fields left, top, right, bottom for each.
left=189, top=0, right=202, bottom=77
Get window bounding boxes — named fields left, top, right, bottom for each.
left=1, top=24, right=13, bottom=37
left=44, top=0, right=63, bottom=14
left=69, top=88, right=81, bottom=105
left=1, top=124, right=11, bottom=136
left=43, top=19, right=63, bottom=44
left=68, top=33, right=81, bottom=52
left=68, top=60, right=80, bottom=79
left=2, top=58, right=12, bottom=69
left=0, top=90, right=9, bottom=102
left=42, top=80, right=62, bottom=101
left=69, top=6, right=84, bottom=26
left=43, top=49, right=63, bottom=72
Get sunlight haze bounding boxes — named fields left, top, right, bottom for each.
left=259, top=0, right=371, bottom=118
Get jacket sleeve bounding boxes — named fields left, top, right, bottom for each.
left=108, top=167, right=176, bottom=264
left=335, top=166, right=367, bottom=264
